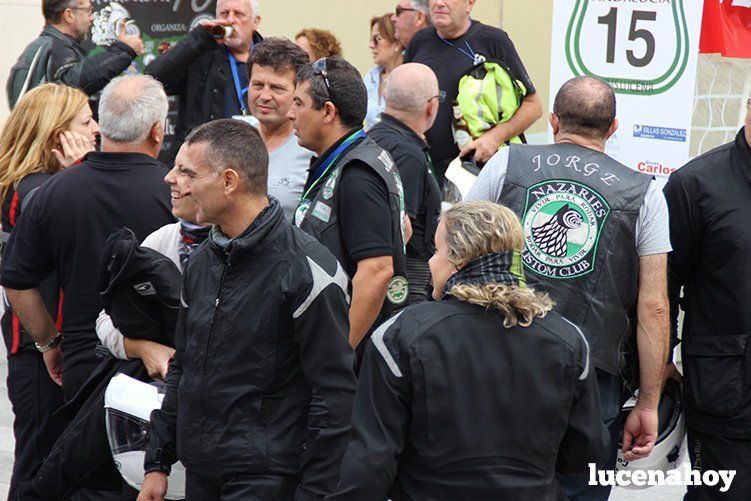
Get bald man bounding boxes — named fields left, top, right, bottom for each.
left=368, top=63, right=442, bottom=303
left=466, top=75, right=671, bottom=500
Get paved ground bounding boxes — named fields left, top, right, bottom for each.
left=0, top=342, right=686, bottom=501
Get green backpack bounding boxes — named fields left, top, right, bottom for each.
left=456, top=58, right=528, bottom=147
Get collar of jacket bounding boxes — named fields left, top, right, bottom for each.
left=736, top=126, right=751, bottom=185
left=42, top=24, right=82, bottom=47
left=208, top=196, right=285, bottom=259
left=378, top=113, right=431, bottom=153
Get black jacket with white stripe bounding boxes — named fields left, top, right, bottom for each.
left=146, top=199, right=356, bottom=498
left=331, top=298, right=608, bottom=501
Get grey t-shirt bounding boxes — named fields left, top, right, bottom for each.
left=465, top=147, right=672, bottom=256
left=268, top=134, right=313, bottom=222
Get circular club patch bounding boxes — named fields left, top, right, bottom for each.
left=386, top=275, right=409, bottom=305
left=521, top=180, right=610, bottom=279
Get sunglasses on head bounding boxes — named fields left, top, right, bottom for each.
left=312, top=57, right=332, bottom=100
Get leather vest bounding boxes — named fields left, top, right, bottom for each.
left=498, top=143, right=651, bottom=373
left=299, top=137, right=409, bottom=316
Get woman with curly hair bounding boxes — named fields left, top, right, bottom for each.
left=0, top=82, right=98, bottom=499
left=331, top=201, right=608, bottom=500
left=295, top=27, right=343, bottom=61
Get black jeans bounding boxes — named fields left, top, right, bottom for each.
left=5, top=348, right=65, bottom=500
left=185, top=471, right=301, bottom=500
left=685, top=429, right=751, bottom=501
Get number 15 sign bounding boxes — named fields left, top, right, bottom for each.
left=549, top=0, right=703, bottom=178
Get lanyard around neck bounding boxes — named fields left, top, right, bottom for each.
left=436, top=28, right=483, bottom=64
left=301, top=129, right=366, bottom=202
left=227, top=50, right=248, bottom=115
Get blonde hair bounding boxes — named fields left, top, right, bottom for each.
left=441, top=201, right=554, bottom=328
left=0, top=84, right=89, bottom=201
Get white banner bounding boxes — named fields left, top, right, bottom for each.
left=549, top=0, right=704, bottom=178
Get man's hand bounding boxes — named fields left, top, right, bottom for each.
left=52, top=131, right=94, bottom=168
left=137, top=472, right=168, bottom=501
left=43, top=345, right=63, bottom=386
left=621, top=404, right=658, bottom=461
left=459, top=131, right=502, bottom=164
left=117, top=20, right=146, bottom=56
left=124, top=338, right=175, bottom=381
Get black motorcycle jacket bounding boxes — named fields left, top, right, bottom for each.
left=146, top=200, right=356, bottom=497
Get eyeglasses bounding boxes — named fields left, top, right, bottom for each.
left=428, top=91, right=446, bottom=104
left=70, top=5, right=94, bottom=14
left=395, top=5, right=417, bottom=16
left=312, top=57, right=332, bottom=101
left=370, top=34, right=383, bottom=45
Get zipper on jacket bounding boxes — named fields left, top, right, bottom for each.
left=198, top=257, right=230, bottom=448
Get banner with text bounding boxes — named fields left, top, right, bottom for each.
left=86, top=0, right=219, bottom=163
left=549, top=0, right=704, bottom=178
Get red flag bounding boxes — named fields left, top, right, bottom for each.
left=700, top=0, right=751, bottom=58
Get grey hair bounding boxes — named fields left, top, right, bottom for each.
left=98, top=74, right=168, bottom=144
left=217, top=0, right=259, bottom=15
left=409, top=0, right=429, bottom=15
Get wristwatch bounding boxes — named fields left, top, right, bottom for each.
left=35, top=332, right=63, bottom=353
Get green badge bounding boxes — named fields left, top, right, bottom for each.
left=386, top=275, right=409, bottom=305
left=521, top=180, right=610, bottom=279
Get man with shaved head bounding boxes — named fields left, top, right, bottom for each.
left=467, top=76, right=671, bottom=500
left=368, top=63, right=441, bottom=303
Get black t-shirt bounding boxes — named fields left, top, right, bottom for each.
left=405, top=21, right=536, bottom=182
left=304, top=134, right=394, bottom=278
left=223, top=51, right=248, bottom=117
left=368, top=114, right=441, bottom=260
left=0, top=152, right=175, bottom=370
left=1, top=172, right=56, bottom=354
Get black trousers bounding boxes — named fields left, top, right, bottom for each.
left=685, top=428, right=751, bottom=501
left=185, top=471, right=300, bottom=500
left=5, top=348, right=65, bottom=500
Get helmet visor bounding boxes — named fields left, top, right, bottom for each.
left=106, top=408, right=152, bottom=455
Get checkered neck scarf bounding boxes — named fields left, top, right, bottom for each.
left=444, top=249, right=526, bottom=294
left=178, top=220, right=210, bottom=271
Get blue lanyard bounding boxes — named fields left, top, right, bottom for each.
left=302, top=129, right=366, bottom=201
left=437, top=33, right=477, bottom=63
left=227, top=50, right=248, bottom=115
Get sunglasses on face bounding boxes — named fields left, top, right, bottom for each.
left=395, top=5, right=417, bottom=16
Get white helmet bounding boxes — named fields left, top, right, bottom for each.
left=104, top=373, right=186, bottom=500
left=615, top=378, right=687, bottom=487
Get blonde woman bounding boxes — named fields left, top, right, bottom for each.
left=0, top=83, right=97, bottom=500
left=332, top=201, right=608, bottom=501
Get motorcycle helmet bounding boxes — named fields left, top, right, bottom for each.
left=105, top=373, right=186, bottom=499
left=615, top=378, right=687, bottom=487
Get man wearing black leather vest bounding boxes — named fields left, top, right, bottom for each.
left=467, top=76, right=671, bottom=501
left=663, top=98, right=751, bottom=500
left=288, top=56, right=408, bottom=351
